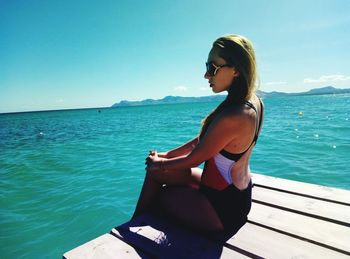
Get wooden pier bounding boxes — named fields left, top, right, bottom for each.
left=63, top=173, right=350, bottom=258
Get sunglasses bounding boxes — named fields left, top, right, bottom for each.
left=205, top=61, right=231, bottom=76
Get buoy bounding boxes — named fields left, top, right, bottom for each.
left=298, top=111, right=303, bottom=117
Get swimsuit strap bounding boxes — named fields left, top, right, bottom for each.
left=220, top=98, right=263, bottom=161
left=244, top=100, right=257, bottom=113
left=252, top=98, right=264, bottom=143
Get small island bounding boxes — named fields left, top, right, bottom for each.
left=112, top=86, right=350, bottom=107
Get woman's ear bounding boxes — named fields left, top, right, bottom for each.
left=233, top=70, right=240, bottom=78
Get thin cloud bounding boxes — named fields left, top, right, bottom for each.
left=199, top=86, right=210, bottom=91
left=304, top=75, right=350, bottom=84
left=174, top=85, right=188, bottom=92
left=265, top=81, right=287, bottom=86
left=300, top=16, right=350, bottom=31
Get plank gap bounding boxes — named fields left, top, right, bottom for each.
left=247, top=220, right=350, bottom=256
left=222, top=242, right=265, bottom=259
left=252, top=199, right=350, bottom=227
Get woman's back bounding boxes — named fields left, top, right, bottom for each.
left=201, top=94, right=264, bottom=190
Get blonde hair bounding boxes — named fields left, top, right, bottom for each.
left=199, top=34, right=258, bottom=139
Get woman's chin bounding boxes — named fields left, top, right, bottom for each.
left=210, top=87, right=218, bottom=93
left=211, top=88, right=221, bottom=94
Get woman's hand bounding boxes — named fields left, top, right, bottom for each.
left=149, top=150, right=168, bottom=158
left=157, top=152, right=168, bottom=158
left=145, top=151, right=165, bottom=172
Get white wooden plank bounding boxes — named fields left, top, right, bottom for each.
left=253, top=185, right=350, bottom=224
left=251, top=173, right=350, bottom=204
left=227, top=222, right=348, bottom=259
left=111, top=214, right=250, bottom=259
left=248, top=202, right=350, bottom=252
left=63, top=233, right=144, bottom=259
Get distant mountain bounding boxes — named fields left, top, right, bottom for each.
left=112, top=86, right=349, bottom=107
left=112, top=95, right=226, bottom=107
left=257, top=86, right=350, bottom=98
left=302, top=86, right=350, bottom=95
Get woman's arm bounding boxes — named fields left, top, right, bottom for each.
left=147, top=113, right=246, bottom=171
left=158, top=136, right=199, bottom=158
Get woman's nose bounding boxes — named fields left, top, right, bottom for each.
left=204, top=71, right=211, bottom=79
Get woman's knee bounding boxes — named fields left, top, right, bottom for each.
left=145, top=168, right=163, bottom=182
left=145, top=167, right=201, bottom=186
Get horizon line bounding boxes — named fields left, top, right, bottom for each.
left=1, top=86, right=349, bottom=114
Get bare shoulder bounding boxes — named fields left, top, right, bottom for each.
left=208, top=95, right=262, bottom=131
left=214, top=95, right=262, bottom=136
left=220, top=100, right=259, bottom=123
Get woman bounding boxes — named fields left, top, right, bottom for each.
left=133, top=34, right=264, bottom=240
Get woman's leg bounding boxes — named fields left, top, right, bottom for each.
left=132, top=167, right=202, bottom=218
left=158, top=186, right=224, bottom=232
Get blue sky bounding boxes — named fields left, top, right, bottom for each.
left=1, top=0, right=350, bottom=113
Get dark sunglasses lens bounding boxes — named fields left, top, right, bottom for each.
left=206, top=62, right=215, bottom=76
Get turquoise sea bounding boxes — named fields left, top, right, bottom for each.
left=1, top=94, right=349, bottom=258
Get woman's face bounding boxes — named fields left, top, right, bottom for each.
left=204, top=48, right=239, bottom=93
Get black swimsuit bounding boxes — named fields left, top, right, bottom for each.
left=199, top=99, right=264, bottom=240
